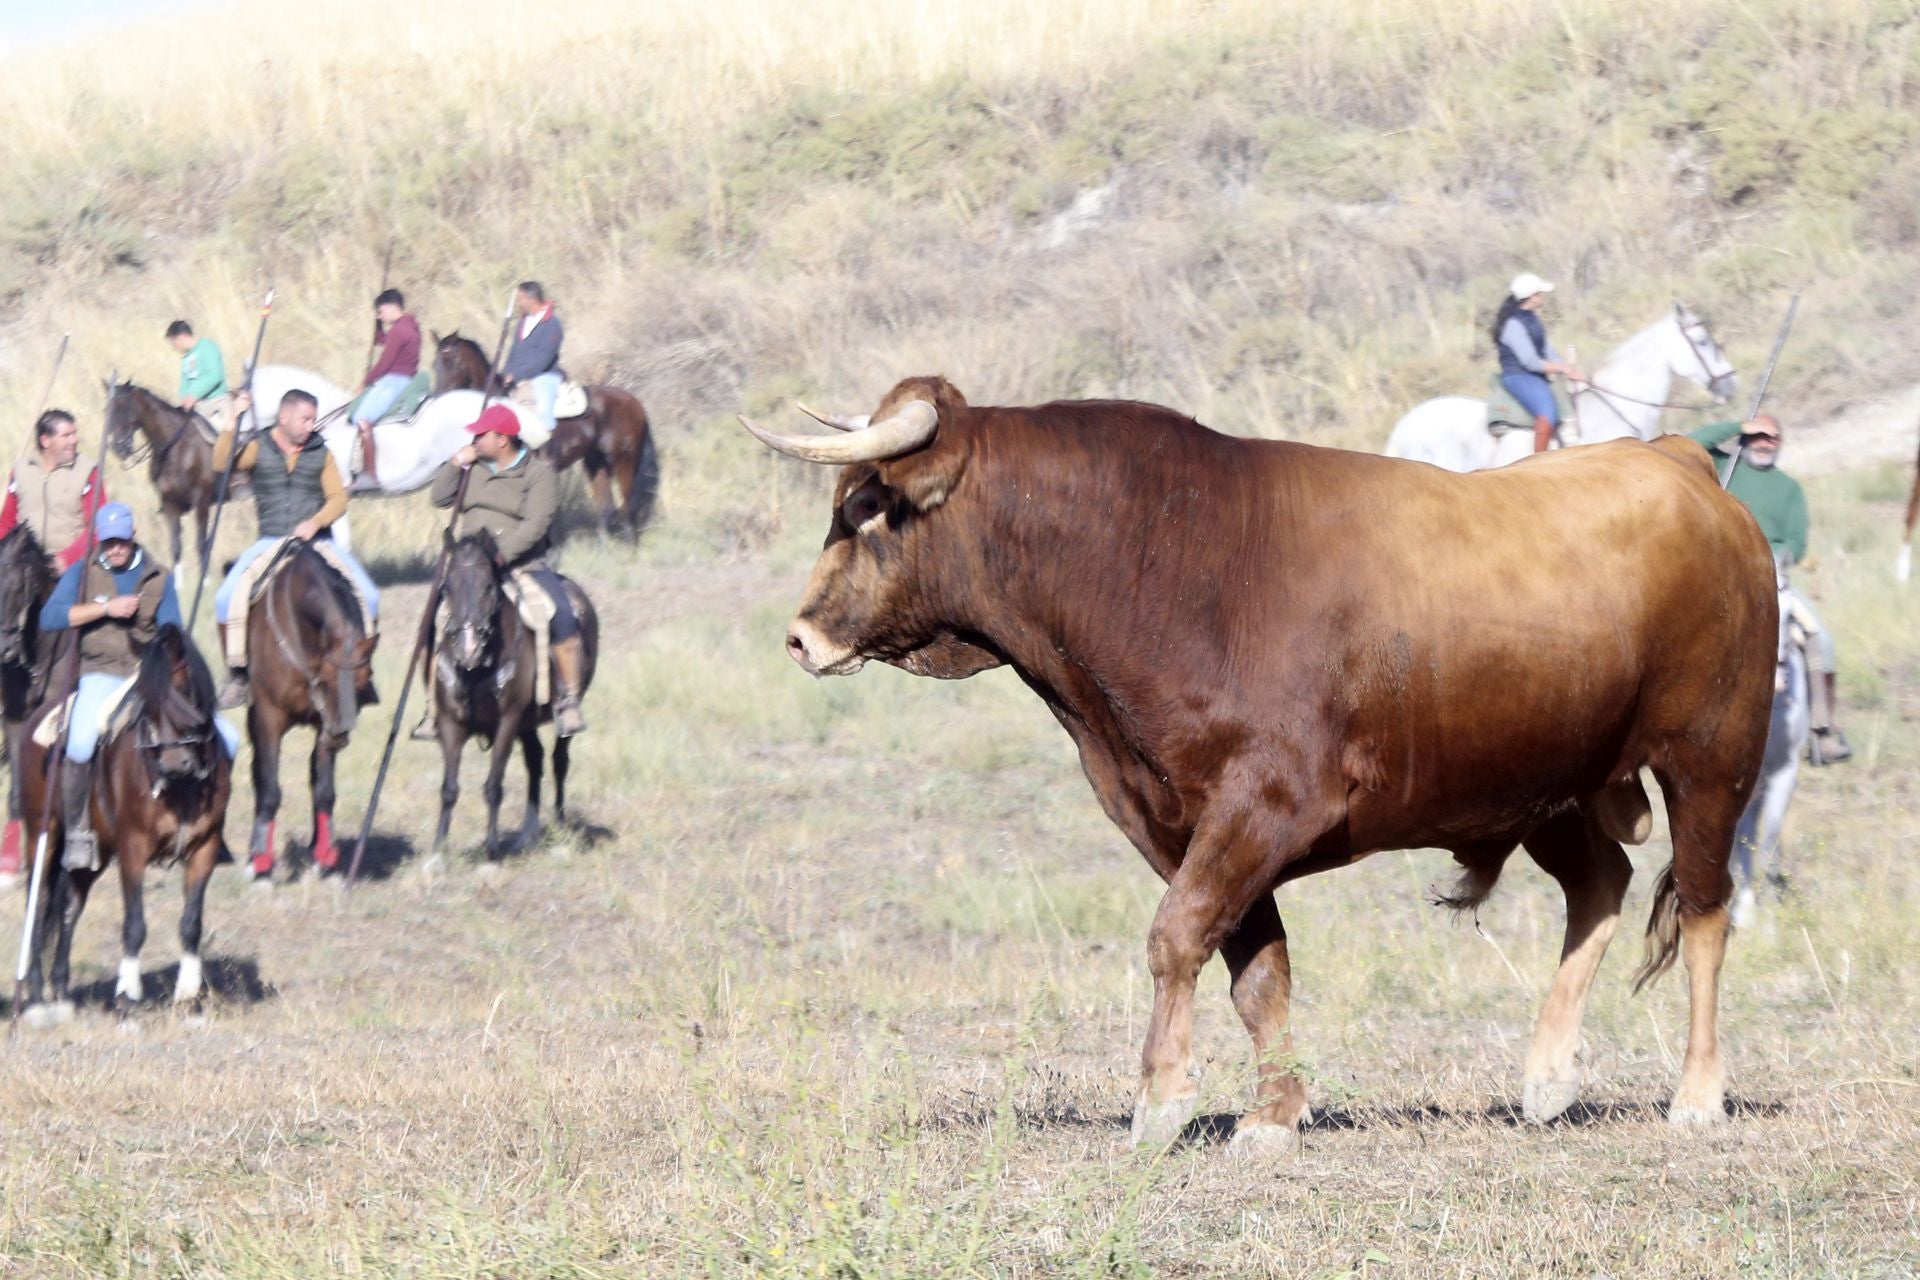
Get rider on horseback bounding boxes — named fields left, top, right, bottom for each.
left=0, top=410, right=110, bottom=572
left=1689, top=413, right=1850, bottom=764
left=414, top=402, right=587, bottom=738
left=353, top=288, right=423, bottom=488
left=210, top=388, right=381, bottom=709
left=36, top=504, right=237, bottom=870
left=502, top=281, right=564, bottom=436
left=1493, top=273, right=1583, bottom=454
left=167, top=320, right=234, bottom=440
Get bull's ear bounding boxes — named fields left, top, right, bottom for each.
left=881, top=444, right=967, bottom=511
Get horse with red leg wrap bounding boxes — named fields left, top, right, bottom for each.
left=236, top=544, right=377, bottom=881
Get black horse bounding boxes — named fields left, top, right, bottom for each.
left=431, top=532, right=597, bottom=853
left=0, top=526, right=56, bottom=881
left=18, top=625, right=231, bottom=1019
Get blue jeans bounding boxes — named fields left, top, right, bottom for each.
left=520, top=566, right=579, bottom=641
left=67, top=672, right=239, bottom=761
left=529, top=373, right=561, bottom=432
left=215, top=538, right=381, bottom=624
left=354, top=373, right=413, bottom=427
left=1500, top=371, right=1559, bottom=426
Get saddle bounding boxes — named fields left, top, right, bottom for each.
left=1485, top=373, right=1567, bottom=435
left=553, top=380, right=589, bottom=420
left=31, top=676, right=139, bottom=749
left=226, top=539, right=377, bottom=669
left=433, top=569, right=575, bottom=705
left=342, top=371, right=433, bottom=429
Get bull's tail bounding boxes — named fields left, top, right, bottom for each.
left=1632, top=862, right=1683, bottom=992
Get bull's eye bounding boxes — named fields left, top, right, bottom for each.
left=843, top=486, right=888, bottom=529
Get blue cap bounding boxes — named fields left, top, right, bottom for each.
left=93, top=502, right=134, bottom=542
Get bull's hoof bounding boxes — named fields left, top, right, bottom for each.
left=21, top=1000, right=75, bottom=1029
left=1226, top=1121, right=1300, bottom=1159
left=1522, top=1074, right=1583, bottom=1125
left=1667, top=1084, right=1728, bottom=1127
left=1129, top=1092, right=1198, bottom=1148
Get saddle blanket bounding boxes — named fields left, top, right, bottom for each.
left=32, top=676, right=137, bottom=749
left=227, top=539, right=377, bottom=668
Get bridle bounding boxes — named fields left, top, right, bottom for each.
left=261, top=546, right=371, bottom=735
left=1573, top=308, right=1735, bottom=426
left=109, top=388, right=201, bottom=472
left=134, top=661, right=218, bottom=793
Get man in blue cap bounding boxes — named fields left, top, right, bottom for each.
left=37, top=503, right=235, bottom=869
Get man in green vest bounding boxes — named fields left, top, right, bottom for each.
left=1690, top=414, right=1849, bottom=763
left=167, top=320, right=234, bottom=439
left=210, top=388, right=381, bottom=709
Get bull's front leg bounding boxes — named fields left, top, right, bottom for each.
left=1131, top=789, right=1333, bottom=1151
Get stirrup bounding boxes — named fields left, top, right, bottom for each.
left=217, top=671, right=251, bottom=710
left=409, top=712, right=438, bottom=742
left=1810, top=726, right=1852, bottom=767
left=62, top=830, right=100, bottom=873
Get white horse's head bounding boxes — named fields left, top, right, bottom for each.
left=1665, top=303, right=1738, bottom=405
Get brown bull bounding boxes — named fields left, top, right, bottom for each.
left=740, top=378, right=1776, bottom=1152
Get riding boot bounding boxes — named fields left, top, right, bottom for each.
left=1531, top=415, right=1555, bottom=454
left=60, top=760, right=98, bottom=873
left=1810, top=671, right=1852, bottom=765
left=550, top=637, right=588, bottom=737
left=214, top=622, right=251, bottom=709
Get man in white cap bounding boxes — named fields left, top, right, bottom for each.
left=1492, top=272, right=1582, bottom=454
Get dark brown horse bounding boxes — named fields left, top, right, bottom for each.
left=430, top=532, right=597, bottom=854
left=17, top=624, right=230, bottom=1019
left=238, top=543, right=378, bottom=882
left=103, top=382, right=227, bottom=571
left=0, top=527, right=56, bottom=880
left=431, top=333, right=658, bottom=537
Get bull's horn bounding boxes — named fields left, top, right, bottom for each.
left=737, top=400, right=938, bottom=464
left=796, top=402, right=870, bottom=433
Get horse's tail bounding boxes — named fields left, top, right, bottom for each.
left=622, top=425, right=660, bottom=537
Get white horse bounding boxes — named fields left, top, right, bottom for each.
left=1384, top=304, right=1738, bottom=471
left=1731, top=562, right=1810, bottom=930
left=244, top=363, right=547, bottom=508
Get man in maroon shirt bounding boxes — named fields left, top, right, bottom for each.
left=353, top=288, right=422, bottom=485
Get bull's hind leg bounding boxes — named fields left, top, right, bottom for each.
left=1219, top=894, right=1309, bottom=1155
left=1648, top=772, right=1743, bottom=1126
left=1519, top=809, right=1632, bottom=1123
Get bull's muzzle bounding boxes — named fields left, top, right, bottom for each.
left=785, top=619, right=863, bottom=677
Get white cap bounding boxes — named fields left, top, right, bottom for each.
left=1510, top=272, right=1554, bottom=300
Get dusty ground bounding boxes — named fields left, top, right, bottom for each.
left=0, top=463, right=1917, bottom=1278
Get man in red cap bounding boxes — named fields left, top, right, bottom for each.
left=415, top=402, right=587, bottom=737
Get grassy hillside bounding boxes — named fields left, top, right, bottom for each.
left=2, top=0, right=1917, bottom=559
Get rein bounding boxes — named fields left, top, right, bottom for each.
left=1568, top=312, right=1735, bottom=426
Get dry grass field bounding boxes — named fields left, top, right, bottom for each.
left=1, top=1, right=1919, bottom=1276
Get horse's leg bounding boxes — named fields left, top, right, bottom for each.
left=247, top=704, right=284, bottom=882
left=115, top=841, right=152, bottom=1015
left=481, top=710, right=518, bottom=856
left=586, top=459, right=614, bottom=539
left=309, top=730, right=342, bottom=873
left=51, top=864, right=97, bottom=1011
left=434, top=713, right=463, bottom=853
left=194, top=501, right=210, bottom=575
left=553, top=734, right=570, bottom=825
left=517, top=724, right=544, bottom=847
left=167, top=508, right=183, bottom=570
left=24, top=848, right=59, bottom=1008
left=175, top=833, right=218, bottom=1007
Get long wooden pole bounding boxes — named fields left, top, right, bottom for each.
left=11, top=370, right=115, bottom=1030
left=1720, top=293, right=1800, bottom=490
left=32, top=332, right=71, bottom=423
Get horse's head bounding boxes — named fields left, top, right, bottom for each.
left=103, top=380, right=142, bottom=461
left=0, top=526, right=52, bottom=667
left=441, top=531, right=503, bottom=672
left=1668, top=304, right=1738, bottom=405
left=133, top=625, right=220, bottom=789
left=432, top=331, right=488, bottom=393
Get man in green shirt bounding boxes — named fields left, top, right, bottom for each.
left=1690, top=414, right=1849, bottom=763
left=166, top=319, right=234, bottom=440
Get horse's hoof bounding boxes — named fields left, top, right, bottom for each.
left=311, top=845, right=341, bottom=874
left=1226, top=1122, right=1300, bottom=1159
left=1129, top=1092, right=1198, bottom=1148
left=1667, top=1083, right=1728, bottom=1127
left=249, top=853, right=275, bottom=885
left=1522, top=1074, right=1583, bottom=1125
left=116, top=1011, right=144, bottom=1035
left=21, top=1000, right=76, bottom=1029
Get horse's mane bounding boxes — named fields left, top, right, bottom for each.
left=295, top=544, right=368, bottom=640
left=136, top=624, right=217, bottom=730
left=0, top=523, right=50, bottom=577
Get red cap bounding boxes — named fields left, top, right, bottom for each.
left=466, top=403, right=521, bottom=438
